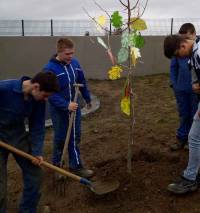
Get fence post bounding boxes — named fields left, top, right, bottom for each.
left=51, top=19, right=53, bottom=36
left=170, top=18, right=173, bottom=35
left=21, top=19, right=24, bottom=36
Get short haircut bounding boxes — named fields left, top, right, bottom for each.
left=56, top=38, right=74, bottom=53
left=31, top=71, right=59, bottom=92
left=179, top=23, right=196, bottom=34
left=163, top=34, right=184, bottom=59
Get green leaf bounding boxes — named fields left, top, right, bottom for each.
left=129, top=33, right=145, bottom=48
left=111, top=11, right=123, bottom=28
left=118, top=48, right=128, bottom=63
left=121, top=32, right=129, bottom=48
left=130, top=18, right=147, bottom=31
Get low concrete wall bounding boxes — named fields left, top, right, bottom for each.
left=0, top=36, right=170, bottom=80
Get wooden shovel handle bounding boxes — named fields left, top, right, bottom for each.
left=60, top=83, right=84, bottom=165
left=0, top=141, right=81, bottom=182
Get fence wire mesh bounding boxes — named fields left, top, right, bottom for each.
left=0, top=18, right=200, bottom=36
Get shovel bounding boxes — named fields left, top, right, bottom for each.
left=0, top=141, right=120, bottom=195
left=60, top=83, right=83, bottom=168
left=55, top=83, right=82, bottom=195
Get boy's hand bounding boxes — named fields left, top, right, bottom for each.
left=32, top=156, right=43, bottom=166
left=192, top=83, right=200, bottom=94
left=68, top=102, right=78, bottom=111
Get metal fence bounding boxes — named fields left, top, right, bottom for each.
left=0, top=18, right=200, bottom=36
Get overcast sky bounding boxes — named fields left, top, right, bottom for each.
left=0, top=0, right=199, bottom=20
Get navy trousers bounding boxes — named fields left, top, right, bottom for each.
left=174, top=90, right=199, bottom=143
left=0, top=133, right=42, bottom=213
left=49, top=104, right=82, bottom=169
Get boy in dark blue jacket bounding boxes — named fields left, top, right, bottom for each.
left=44, top=38, right=93, bottom=178
left=170, top=23, right=199, bottom=151
left=0, top=72, right=59, bottom=213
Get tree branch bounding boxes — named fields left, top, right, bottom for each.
left=119, top=0, right=128, bottom=8
left=82, top=7, right=111, bottom=34
left=94, top=0, right=111, bottom=18
left=138, top=0, right=149, bottom=17
left=130, top=0, right=140, bottom=11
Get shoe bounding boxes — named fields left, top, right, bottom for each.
left=70, top=167, right=94, bottom=178
left=196, top=172, right=200, bottom=185
left=170, top=142, right=186, bottom=151
left=167, top=176, right=198, bottom=194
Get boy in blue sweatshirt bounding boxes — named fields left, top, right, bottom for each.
left=170, top=23, right=199, bottom=151
left=44, top=38, right=93, bottom=178
left=0, top=72, right=59, bottom=213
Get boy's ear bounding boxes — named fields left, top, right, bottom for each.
left=32, top=83, right=40, bottom=90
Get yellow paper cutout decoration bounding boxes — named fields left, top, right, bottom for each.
left=121, top=96, right=130, bottom=116
left=97, top=15, right=106, bottom=27
left=131, top=47, right=141, bottom=66
left=130, top=18, right=147, bottom=31
left=108, top=65, right=123, bottom=80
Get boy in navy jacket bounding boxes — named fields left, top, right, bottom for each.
left=0, top=72, right=59, bottom=213
left=44, top=38, right=93, bottom=178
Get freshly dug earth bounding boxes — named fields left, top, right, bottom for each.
left=7, top=74, right=200, bottom=213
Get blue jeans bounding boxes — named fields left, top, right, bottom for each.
left=0, top=134, right=42, bottom=213
left=184, top=102, right=200, bottom=180
left=49, top=105, right=82, bottom=169
left=174, top=90, right=198, bottom=143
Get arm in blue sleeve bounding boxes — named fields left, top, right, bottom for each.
left=28, top=102, right=46, bottom=156
left=170, top=57, right=178, bottom=89
left=48, top=92, right=69, bottom=111
left=0, top=81, right=11, bottom=94
left=76, top=67, right=91, bottom=103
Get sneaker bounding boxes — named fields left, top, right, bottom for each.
left=70, top=167, right=94, bottom=178
left=170, top=142, right=186, bottom=151
left=167, top=176, right=198, bottom=194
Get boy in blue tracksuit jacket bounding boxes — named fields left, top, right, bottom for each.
left=44, top=38, right=94, bottom=178
left=0, top=72, right=59, bottom=213
left=170, top=23, right=199, bottom=151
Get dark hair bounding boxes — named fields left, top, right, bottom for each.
left=179, top=23, right=196, bottom=34
left=163, top=35, right=184, bottom=59
left=31, top=71, right=59, bottom=92
left=56, top=38, right=74, bottom=53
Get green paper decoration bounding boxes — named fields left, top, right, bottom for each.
left=121, top=32, right=145, bottom=49
left=118, top=47, right=129, bottom=63
left=121, top=32, right=129, bottom=48
left=111, top=11, right=123, bottom=28
left=129, top=33, right=145, bottom=48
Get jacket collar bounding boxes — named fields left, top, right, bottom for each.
left=13, top=76, right=31, bottom=94
left=50, top=54, right=74, bottom=66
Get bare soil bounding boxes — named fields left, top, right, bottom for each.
left=7, top=74, right=200, bottom=213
